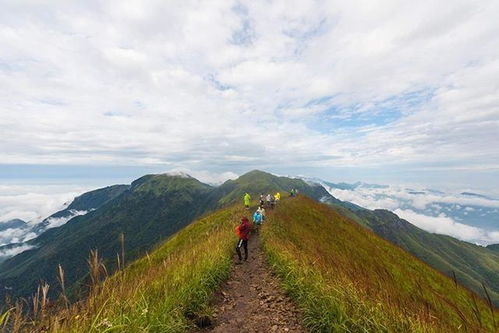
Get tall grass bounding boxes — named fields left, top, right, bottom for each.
left=13, top=204, right=243, bottom=332
left=261, top=196, right=498, bottom=332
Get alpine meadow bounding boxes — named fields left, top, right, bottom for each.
left=1, top=1, right=499, bottom=332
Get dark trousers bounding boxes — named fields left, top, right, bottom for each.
left=236, top=239, right=248, bottom=260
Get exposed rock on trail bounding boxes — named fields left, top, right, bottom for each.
left=196, top=232, right=306, bottom=332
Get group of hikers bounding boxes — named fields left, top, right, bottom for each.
left=243, top=192, right=281, bottom=210
left=236, top=190, right=294, bottom=262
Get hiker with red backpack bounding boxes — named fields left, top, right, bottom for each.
left=235, top=217, right=252, bottom=262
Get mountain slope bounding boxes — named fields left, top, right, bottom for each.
left=354, top=208, right=499, bottom=306
left=32, top=184, right=130, bottom=234
left=17, top=196, right=498, bottom=332
left=263, top=196, right=498, bottom=332
left=0, top=174, right=213, bottom=302
left=21, top=203, right=243, bottom=332
left=487, top=244, right=499, bottom=253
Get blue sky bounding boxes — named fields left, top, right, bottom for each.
left=1, top=0, right=499, bottom=193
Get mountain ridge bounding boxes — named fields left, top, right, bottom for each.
left=1, top=169, right=498, bottom=311
left=15, top=194, right=497, bottom=332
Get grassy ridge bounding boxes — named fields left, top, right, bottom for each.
left=26, top=204, right=243, bottom=332
left=355, top=209, right=499, bottom=306
left=262, top=196, right=498, bottom=332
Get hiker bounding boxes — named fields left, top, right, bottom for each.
left=270, top=195, right=275, bottom=209
left=235, top=217, right=252, bottom=262
left=253, top=209, right=263, bottom=233
left=244, top=192, right=251, bottom=210
left=275, top=192, right=281, bottom=204
left=266, top=193, right=272, bottom=207
left=258, top=205, right=266, bottom=222
left=259, top=193, right=265, bottom=207
left=290, top=189, right=295, bottom=197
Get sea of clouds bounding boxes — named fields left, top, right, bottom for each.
left=0, top=183, right=90, bottom=248
left=322, top=182, right=499, bottom=245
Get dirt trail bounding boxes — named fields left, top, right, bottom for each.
left=196, top=230, right=306, bottom=333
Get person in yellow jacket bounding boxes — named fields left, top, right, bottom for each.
left=244, top=192, right=251, bottom=210
left=275, top=192, right=281, bottom=201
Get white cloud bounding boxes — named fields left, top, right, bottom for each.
left=395, top=208, right=499, bottom=245
left=0, top=0, right=497, bottom=187
left=0, top=243, right=36, bottom=259
left=165, top=168, right=238, bottom=185
left=0, top=183, right=90, bottom=246
left=0, top=227, right=37, bottom=247
left=0, top=184, right=88, bottom=224
left=43, top=209, right=89, bottom=230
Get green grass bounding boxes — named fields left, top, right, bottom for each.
left=261, top=196, right=498, bottom=332
left=26, top=204, right=245, bottom=333
left=354, top=208, right=499, bottom=306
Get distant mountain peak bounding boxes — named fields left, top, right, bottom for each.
left=460, top=192, right=496, bottom=200
left=0, top=219, right=29, bottom=232
left=162, top=171, right=193, bottom=178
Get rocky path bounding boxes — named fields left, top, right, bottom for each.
left=196, top=232, right=306, bottom=333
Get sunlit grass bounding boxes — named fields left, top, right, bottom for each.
left=261, top=196, right=498, bottom=332
left=15, top=204, right=244, bottom=332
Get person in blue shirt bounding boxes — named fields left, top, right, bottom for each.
left=253, top=209, right=263, bottom=233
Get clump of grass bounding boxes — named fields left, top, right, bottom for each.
left=23, top=204, right=243, bottom=332
left=0, top=307, right=13, bottom=332
left=87, top=249, right=108, bottom=288
left=261, top=196, right=498, bottom=332
left=57, top=264, right=69, bottom=310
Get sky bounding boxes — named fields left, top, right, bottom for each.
left=1, top=1, right=499, bottom=191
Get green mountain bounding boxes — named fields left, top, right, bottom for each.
left=208, top=169, right=331, bottom=207
left=487, top=244, right=499, bottom=253
left=0, top=174, right=213, bottom=302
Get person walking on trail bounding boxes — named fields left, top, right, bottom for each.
left=235, top=217, right=252, bottom=262
left=290, top=189, right=295, bottom=197
left=259, top=193, right=265, bottom=207
left=275, top=192, right=281, bottom=205
left=244, top=192, right=251, bottom=210
left=258, top=205, right=266, bottom=222
left=253, top=209, right=263, bottom=233
left=266, top=193, right=272, bottom=207
left=270, top=195, right=276, bottom=210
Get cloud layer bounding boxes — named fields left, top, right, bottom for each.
left=1, top=0, right=498, bottom=188
left=394, top=208, right=499, bottom=245
left=0, top=184, right=88, bottom=224
left=0, top=244, right=36, bottom=260
left=0, top=183, right=90, bottom=246
left=324, top=182, right=499, bottom=244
